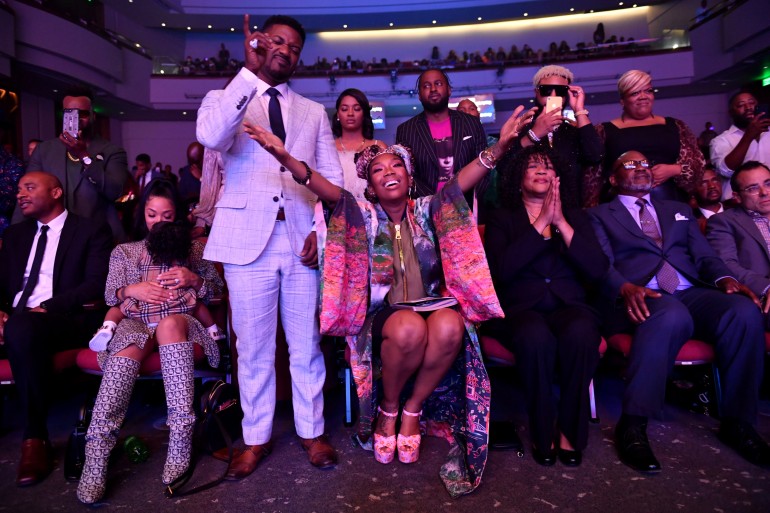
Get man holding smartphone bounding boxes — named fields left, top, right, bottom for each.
left=18, top=88, right=130, bottom=242
left=710, top=91, right=770, bottom=200
left=516, top=65, right=603, bottom=209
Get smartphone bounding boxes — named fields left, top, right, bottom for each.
left=545, top=96, right=563, bottom=113
left=756, top=104, right=770, bottom=116
left=63, top=109, right=79, bottom=138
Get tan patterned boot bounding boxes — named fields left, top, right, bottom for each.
left=77, top=356, right=140, bottom=504
left=159, top=342, right=196, bottom=485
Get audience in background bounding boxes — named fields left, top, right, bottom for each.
left=698, top=121, right=717, bottom=160
left=484, top=146, right=607, bottom=468
left=20, top=89, right=131, bottom=242
left=134, top=153, right=160, bottom=191
left=0, top=171, right=111, bottom=487
left=710, top=91, right=770, bottom=201
left=332, top=88, right=386, bottom=201
left=706, top=161, right=770, bottom=328
left=26, top=139, right=41, bottom=160
left=693, top=166, right=726, bottom=233
left=0, top=144, right=23, bottom=242
left=590, top=150, right=769, bottom=474
left=177, top=142, right=204, bottom=206
left=585, top=70, right=703, bottom=206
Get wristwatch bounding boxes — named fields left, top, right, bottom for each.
left=82, top=155, right=93, bottom=166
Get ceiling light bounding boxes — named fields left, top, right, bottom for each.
left=253, top=25, right=258, bottom=30
left=477, top=17, right=482, bottom=21
left=135, top=43, right=141, bottom=48
left=187, top=26, right=191, bottom=30
left=523, top=13, right=528, bottom=17
left=590, top=9, right=594, bottom=13
left=529, top=99, right=534, bottom=103
left=570, top=7, right=575, bottom=11
left=619, top=1, right=624, bottom=5
left=413, top=106, right=417, bottom=110
left=53, top=89, right=58, bottom=93
left=160, top=70, right=165, bottom=74
left=721, top=82, right=727, bottom=86
left=672, top=44, right=679, bottom=49
left=432, top=20, right=437, bottom=24
left=633, top=3, right=638, bottom=6
left=119, top=111, right=124, bottom=115
left=389, top=22, right=394, bottom=27
left=207, top=24, right=212, bottom=29
left=230, top=27, right=235, bottom=32
left=182, top=111, right=188, bottom=115
left=654, top=88, right=659, bottom=93
left=161, top=23, right=166, bottom=27
left=343, top=24, right=348, bottom=28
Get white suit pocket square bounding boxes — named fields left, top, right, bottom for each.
left=674, top=213, right=689, bottom=221
left=462, top=135, right=472, bottom=141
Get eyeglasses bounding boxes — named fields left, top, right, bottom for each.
left=619, top=160, right=650, bottom=170
left=538, top=85, right=569, bottom=97
left=626, top=87, right=655, bottom=98
left=739, top=179, right=770, bottom=196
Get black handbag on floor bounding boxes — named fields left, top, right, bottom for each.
left=165, top=379, right=243, bottom=497
left=64, top=400, right=93, bottom=481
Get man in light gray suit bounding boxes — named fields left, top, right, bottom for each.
left=707, top=160, right=770, bottom=327
left=196, top=14, right=342, bottom=478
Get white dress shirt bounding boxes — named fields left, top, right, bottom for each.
left=698, top=203, right=724, bottom=219
left=617, top=194, right=693, bottom=291
left=13, top=210, right=68, bottom=309
left=710, top=124, right=770, bottom=200
left=247, top=72, right=290, bottom=209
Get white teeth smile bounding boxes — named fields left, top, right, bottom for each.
left=384, top=180, right=399, bottom=188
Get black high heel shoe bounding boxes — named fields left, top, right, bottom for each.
left=558, top=448, right=583, bottom=467
left=532, top=445, right=557, bottom=466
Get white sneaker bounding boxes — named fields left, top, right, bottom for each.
left=89, top=324, right=115, bottom=352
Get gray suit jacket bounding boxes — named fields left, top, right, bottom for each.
left=706, top=208, right=770, bottom=296
left=19, top=137, right=129, bottom=241
left=196, top=69, right=343, bottom=265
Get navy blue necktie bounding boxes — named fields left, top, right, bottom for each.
left=15, top=225, right=49, bottom=314
left=266, top=88, right=286, bottom=143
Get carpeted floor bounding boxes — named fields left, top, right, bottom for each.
left=1, top=363, right=768, bottom=513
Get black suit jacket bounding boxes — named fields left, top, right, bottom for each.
left=485, top=206, right=608, bottom=314
left=396, top=109, right=487, bottom=197
left=0, top=212, right=112, bottom=315
left=589, top=196, right=731, bottom=299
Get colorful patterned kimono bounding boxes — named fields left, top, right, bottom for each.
left=319, top=179, right=502, bottom=498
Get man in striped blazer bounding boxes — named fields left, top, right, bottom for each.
left=396, top=69, right=488, bottom=208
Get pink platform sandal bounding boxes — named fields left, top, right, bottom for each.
left=373, top=407, right=398, bottom=464
left=397, top=408, right=423, bottom=464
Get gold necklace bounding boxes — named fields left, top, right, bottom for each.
left=339, top=137, right=366, bottom=153
left=66, top=151, right=80, bottom=162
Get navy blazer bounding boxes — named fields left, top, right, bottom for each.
left=396, top=109, right=487, bottom=197
left=589, top=196, right=731, bottom=299
left=0, top=212, right=112, bottom=315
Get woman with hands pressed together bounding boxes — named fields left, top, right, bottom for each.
left=243, top=104, right=534, bottom=497
left=77, top=179, right=222, bottom=504
left=483, top=146, right=608, bottom=467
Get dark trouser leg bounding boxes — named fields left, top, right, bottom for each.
left=678, top=288, right=764, bottom=424
left=622, top=294, right=693, bottom=418
left=502, top=311, right=557, bottom=451
left=549, top=306, right=601, bottom=451
left=3, top=312, right=79, bottom=439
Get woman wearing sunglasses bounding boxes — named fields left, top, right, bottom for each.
left=584, top=69, right=705, bottom=206
left=514, top=65, right=603, bottom=209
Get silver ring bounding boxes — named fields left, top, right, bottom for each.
left=249, top=39, right=258, bottom=49
left=175, top=278, right=179, bottom=284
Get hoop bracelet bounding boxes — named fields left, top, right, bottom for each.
left=478, top=149, right=495, bottom=170
left=575, top=109, right=589, bottom=117
left=293, top=161, right=313, bottom=186
left=527, top=129, right=541, bottom=144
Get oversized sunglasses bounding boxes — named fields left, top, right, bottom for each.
left=538, top=84, right=570, bottom=97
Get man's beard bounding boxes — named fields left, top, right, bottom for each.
left=421, top=96, right=449, bottom=114
left=734, top=113, right=753, bottom=130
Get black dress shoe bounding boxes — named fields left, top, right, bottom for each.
left=558, top=448, right=582, bottom=467
left=532, top=446, right=557, bottom=466
left=615, top=421, right=661, bottom=474
left=718, top=420, right=770, bottom=468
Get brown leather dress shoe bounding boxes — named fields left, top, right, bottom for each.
left=17, top=439, right=53, bottom=487
left=299, top=435, right=338, bottom=469
left=224, top=442, right=273, bottom=481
